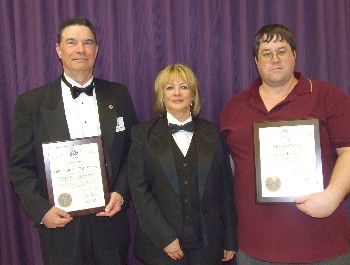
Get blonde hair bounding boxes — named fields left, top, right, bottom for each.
left=153, top=64, right=201, bottom=117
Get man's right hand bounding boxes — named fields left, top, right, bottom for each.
left=163, top=238, right=184, bottom=260
left=42, top=206, right=73, bottom=228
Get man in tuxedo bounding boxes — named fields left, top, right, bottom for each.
left=9, top=16, right=137, bottom=265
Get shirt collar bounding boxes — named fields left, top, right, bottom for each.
left=167, top=112, right=193, bottom=125
left=63, top=74, right=94, bottom=88
left=247, top=72, right=311, bottom=102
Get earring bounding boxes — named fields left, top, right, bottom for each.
left=190, top=100, right=195, bottom=111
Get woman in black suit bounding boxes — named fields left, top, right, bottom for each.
left=128, top=64, right=237, bottom=265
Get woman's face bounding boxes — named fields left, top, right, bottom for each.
left=163, top=78, right=193, bottom=121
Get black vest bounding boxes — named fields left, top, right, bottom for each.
left=171, top=135, right=203, bottom=248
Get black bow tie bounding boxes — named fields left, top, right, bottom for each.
left=61, top=75, right=94, bottom=99
left=169, top=121, right=194, bottom=134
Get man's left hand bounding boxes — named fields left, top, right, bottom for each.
left=294, top=190, right=341, bottom=218
left=96, top=192, right=123, bottom=217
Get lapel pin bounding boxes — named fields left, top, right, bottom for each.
left=109, top=105, right=114, bottom=110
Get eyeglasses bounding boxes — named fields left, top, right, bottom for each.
left=259, top=48, right=290, bottom=61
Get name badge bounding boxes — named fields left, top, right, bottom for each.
left=116, top=117, right=125, bottom=132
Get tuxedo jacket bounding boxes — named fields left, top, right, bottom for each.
left=9, top=77, right=137, bottom=262
left=128, top=117, right=237, bottom=264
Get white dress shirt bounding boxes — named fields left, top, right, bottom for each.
left=167, top=112, right=193, bottom=156
left=61, top=74, right=101, bottom=139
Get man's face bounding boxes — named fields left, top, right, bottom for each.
left=56, top=25, right=98, bottom=78
left=255, top=35, right=296, bottom=87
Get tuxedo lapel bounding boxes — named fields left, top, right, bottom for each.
left=150, top=118, right=181, bottom=197
left=149, top=118, right=214, bottom=199
left=95, top=79, right=117, bottom=157
left=194, top=120, right=214, bottom=201
left=40, top=79, right=70, bottom=141
left=40, top=78, right=118, bottom=147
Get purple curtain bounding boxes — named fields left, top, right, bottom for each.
left=1, top=1, right=349, bottom=264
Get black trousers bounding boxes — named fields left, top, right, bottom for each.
left=144, top=246, right=219, bottom=265
left=39, top=215, right=128, bottom=265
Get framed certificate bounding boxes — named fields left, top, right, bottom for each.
left=254, top=119, right=323, bottom=203
left=42, top=136, right=109, bottom=216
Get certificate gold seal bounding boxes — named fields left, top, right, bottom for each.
left=58, top=193, right=72, bottom=207
left=265, top=176, right=281, bottom=192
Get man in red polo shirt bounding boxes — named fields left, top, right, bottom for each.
left=220, top=24, right=350, bottom=264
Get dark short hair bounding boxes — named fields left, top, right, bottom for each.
left=57, top=16, right=97, bottom=44
left=252, top=24, right=296, bottom=58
